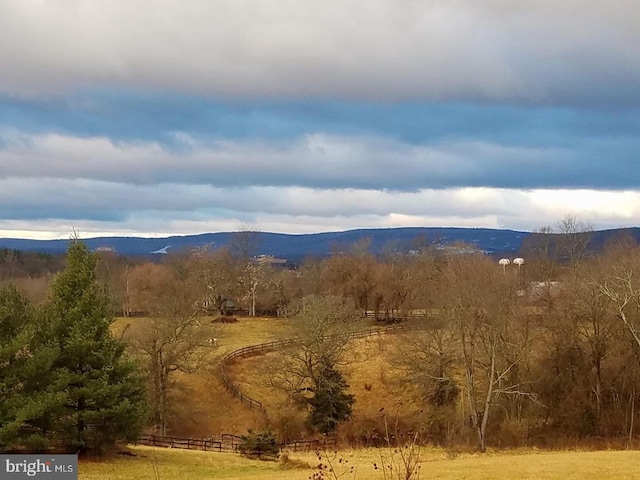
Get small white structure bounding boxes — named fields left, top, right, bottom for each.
left=498, top=258, right=511, bottom=273
left=512, top=257, right=525, bottom=271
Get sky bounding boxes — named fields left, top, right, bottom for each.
left=1, top=0, right=640, bottom=240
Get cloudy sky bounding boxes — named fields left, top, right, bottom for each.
left=1, top=0, right=640, bottom=239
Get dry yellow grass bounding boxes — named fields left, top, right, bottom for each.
left=104, top=316, right=640, bottom=479
left=215, top=316, right=293, bottom=353
left=79, top=446, right=296, bottom=480
left=111, top=316, right=294, bottom=437
left=227, top=333, right=421, bottom=436
left=165, top=369, right=266, bottom=437
left=112, top=315, right=292, bottom=354
left=79, top=446, right=640, bottom=480
left=183, top=316, right=298, bottom=435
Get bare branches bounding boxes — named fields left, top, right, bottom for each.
left=124, top=256, right=219, bottom=435
left=598, top=268, right=640, bottom=350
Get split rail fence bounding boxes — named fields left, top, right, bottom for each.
left=136, top=325, right=408, bottom=455
left=137, top=433, right=336, bottom=453
left=218, top=325, right=407, bottom=412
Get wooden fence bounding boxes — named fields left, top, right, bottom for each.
left=138, top=433, right=242, bottom=453
left=137, top=433, right=336, bottom=454
left=218, top=325, right=407, bottom=412
left=364, top=310, right=431, bottom=320
left=136, top=326, right=407, bottom=456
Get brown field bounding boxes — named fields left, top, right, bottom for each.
left=114, top=315, right=633, bottom=456
left=112, top=316, right=298, bottom=437
left=79, top=445, right=640, bottom=480
left=102, top=315, right=640, bottom=480
left=112, top=315, right=293, bottom=355
left=227, top=332, right=424, bottom=439
left=113, top=315, right=406, bottom=438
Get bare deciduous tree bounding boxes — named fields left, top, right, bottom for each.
left=444, top=253, right=535, bottom=452
left=597, top=242, right=640, bottom=351
left=267, top=295, right=362, bottom=432
left=125, top=256, right=218, bottom=435
left=191, top=246, right=240, bottom=316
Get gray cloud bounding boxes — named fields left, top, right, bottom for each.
left=1, top=1, right=639, bottom=239
left=0, top=178, right=519, bottom=221
left=4, top=131, right=637, bottom=190
left=1, top=176, right=639, bottom=237
left=0, top=1, right=638, bottom=104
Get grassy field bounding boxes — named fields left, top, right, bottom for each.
left=111, top=316, right=300, bottom=437
left=96, top=319, right=640, bottom=478
left=80, top=446, right=640, bottom=480
left=112, top=316, right=424, bottom=437
left=112, top=315, right=294, bottom=355
left=228, top=332, right=423, bottom=437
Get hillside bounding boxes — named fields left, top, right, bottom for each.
left=1, top=226, right=639, bottom=260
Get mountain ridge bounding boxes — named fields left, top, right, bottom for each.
left=1, top=226, right=638, bottom=259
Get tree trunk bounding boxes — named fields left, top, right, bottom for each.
left=251, top=284, right=256, bottom=317
left=152, top=350, right=169, bottom=435
left=123, top=264, right=131, bottom=317
left=160, top=371, right=168, bottom=436
left=158, top=362, right=169, bottom=436
left=475, top=345, right=496, bottom=453
left=77, top=396, right=85, bottom=451
left=595, top=359, right=602, bottom=420
left=630, top=387, right=636, bottom=448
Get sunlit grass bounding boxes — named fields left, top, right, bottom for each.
left=79, top=446, right=297, bottom=480
left=215, top=316, right=293, bottom=353
left=79, top=446, right=640, bottom=480
left=229, top=334, right=419, bottom=426
left=113, top=316, right=293, bottom=355
left=111, top=316, right=296, bottom=436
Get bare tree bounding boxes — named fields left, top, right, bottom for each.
left=522, top=215, right=592, bottom=281
left=266, top=268, right=301, bottom=317
left=595, top=239, right=640, bottom=351
left=556, top=214, right=593, bottom=271
left=229, top=226, right=264, bottom=316
left=96, top=251, right=135, bottom=317
left=522, top=225, right=558, bottom=281
left=242, top=260, right=266, bottom=317
left=570, top=261, right=618, bottom=421
left=125, top=256, right=218, bottom=435
left=322, top=242, right=378, bottom=312
left=267, top=295, right=362, bottom=432
left=229, top=225, right=262, bottom=262
left=191, top=246, right=240, bottom=316
left=442, top=253, right=535, bottom=452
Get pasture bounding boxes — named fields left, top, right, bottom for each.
left=79, top=446, right=640, bottom=479
left=111, top=315, right=308, bottom=436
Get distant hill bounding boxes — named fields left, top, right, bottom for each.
left=2, top=227, right=639, bottom=262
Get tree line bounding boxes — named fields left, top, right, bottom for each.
left=6, top=218, right=640, bottom=452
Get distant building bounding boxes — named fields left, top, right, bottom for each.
left=255, top=254, right=287, bottom=265
left=95, top=246, right=116, bottom=253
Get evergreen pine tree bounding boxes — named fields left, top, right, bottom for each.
left=43, top=238, right=147, bottom=453
left=308, top=359, right=354, bottom=434
left=0, top=284, right=60, bottom=451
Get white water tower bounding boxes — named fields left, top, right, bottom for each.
left=498, top=258, right=510, bottom=273
left=512, top=257, right=525, bottom=272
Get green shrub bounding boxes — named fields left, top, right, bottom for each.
left=238, top=430, right=280, bottom=459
